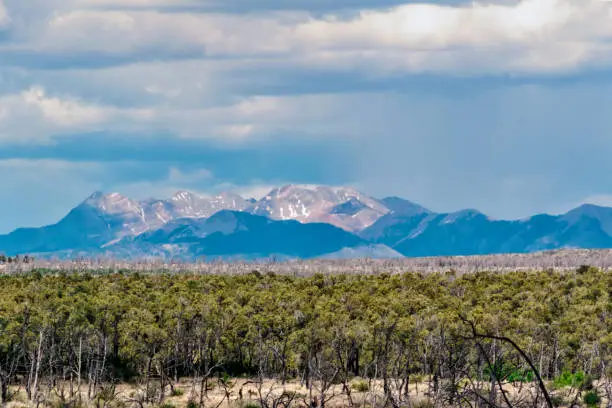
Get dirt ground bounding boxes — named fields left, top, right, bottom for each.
left=4, top=377, right=608, bottom=407
left=4, top=378, right=434, bottom=408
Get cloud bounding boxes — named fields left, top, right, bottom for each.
left=22, top=87, right=108, bottom=126
left=0, top=86, right=153, bottom=143
left=2, top=0, right=607, bottom=74
left=78, top=0, right=200, bottom=7
left=1, top=0, right=612, bottom=231
left=0, top=0, right=9, bottom=28
left=0, top=78, right=359, bottom=144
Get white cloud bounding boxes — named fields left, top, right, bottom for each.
left=22, top=87, right=108, bottom=126
left=0, top=86, right=153, bottom=143
left=0, top=0, right=9, bottom=28
left=77, top=0, right=200, bottom=7
left=8, top=0, right=607, bottom=74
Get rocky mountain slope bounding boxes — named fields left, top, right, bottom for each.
left=4, top=185, right=612, bottom=260
left=76, top=211, right=373, bottom=261
left=249, top=184, right=389, bottom=232
left=361, top=204, right=612, bottom=256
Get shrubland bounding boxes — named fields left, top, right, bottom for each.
left=0, top=267, right=609, bottom=407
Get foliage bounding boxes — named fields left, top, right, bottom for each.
left=185, top=400, right=198, bottom=408
left=583, top=390, right=601, bottom=407
left=0, top=267, right=608, bottom=407
left=553, top=371, right=586, bottom=389
left=484, top=361, right=535, bottom=383
left=351, top=380, right=370, bottom=392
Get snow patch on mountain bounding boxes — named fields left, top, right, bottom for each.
left=80, top=190, right=253, bottom=245
left=249, top=184, right=389, bottom=232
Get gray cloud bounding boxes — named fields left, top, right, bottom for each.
left=0, top=0, right=610, bottom=232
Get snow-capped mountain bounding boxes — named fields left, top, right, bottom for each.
left=84, top=192, right=151, bottom=239
left=72, top=190, right=254, bottom=246
left=139, top=191, right=251, bottom=229
left=249, top=184, right=389, bottom=232
left=7, top=183, right=612, bottom=261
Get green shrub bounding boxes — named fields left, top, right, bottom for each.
left=553, top=371, right=585, bottom=389
left=351, top=380, right=370, bottom=392
left=185, top=400, right=198, bottom=408
left=484, top=361, right=534, bottom=383
left=170, top=388, right=185, bottom=397
left=158, top=403, right=175, bottom=408
left=583, top=390, right=601, bottom=407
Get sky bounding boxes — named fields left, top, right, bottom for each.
left=1, top=0, right=612, bottom=232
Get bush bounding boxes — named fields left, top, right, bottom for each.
left=170, top=388, right=185, bottom=397
left=186, top=400, right=199, bottom=408
left=484, top=361, right=534, bottom=383
left=553, top=371, right=585, bottom=389
left=158, top=404, right=176, bottom=408
left=95, top=384, right=118, bottom=404
left=583, top=390, right=601, bottom=407
left=351, top=380, right=370, bottom=392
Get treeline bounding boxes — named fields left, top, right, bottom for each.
left=0, top=268, right=609, bottom=407
left=7, top=249, right=612, bottom=276
left=0, top=254, right=34, bottom=264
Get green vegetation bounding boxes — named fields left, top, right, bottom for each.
left=351, top=380, right=370, bottom=393
left=0, top=267, right=609, bottom=407
left=553, top=371, right=587, bottom=389
left=583, top=390, right=601, bottom=407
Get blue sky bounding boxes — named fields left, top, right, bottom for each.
left=0, top=0, right=612, bottom=232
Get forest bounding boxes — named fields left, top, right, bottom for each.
left=0, top=267, right=609, bottom=408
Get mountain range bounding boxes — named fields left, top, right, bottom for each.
left=2, top=184, right=612, bottom=260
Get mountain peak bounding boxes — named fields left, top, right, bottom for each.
left=86, top=191, right=105, bottom=201
left=172, top=190, right=200, bottom=202
left=11, top=184, right=612, bottom=260
left=562, top=203, right=612, bottom=236
left=568, top=203, right=610, bottom=214
left=252, top=184, right=388, bottom=232
left=83, top=192, right=136, bottom=212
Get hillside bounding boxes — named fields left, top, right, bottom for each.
left=4, top=185, right=612, bottom=260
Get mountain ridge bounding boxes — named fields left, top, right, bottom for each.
left=3, top=184, right=612, bottom=260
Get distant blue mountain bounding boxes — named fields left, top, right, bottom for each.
left=3, top=186, right=612, bottom=259
left=0, top=202, right=117, bottom=255
left=361, top=204, right=612, bottom=256
left=112, top=210, right=369, bottom=260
